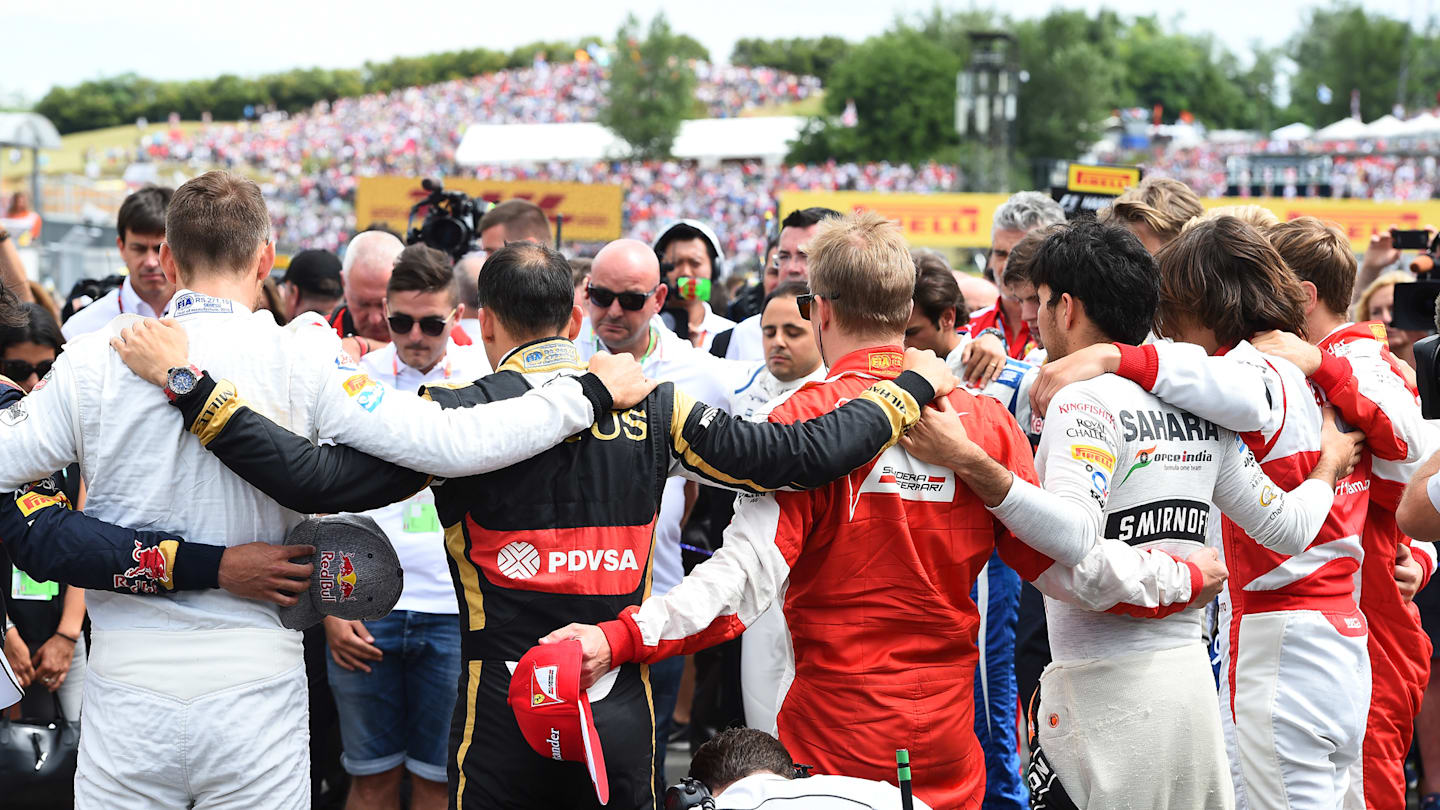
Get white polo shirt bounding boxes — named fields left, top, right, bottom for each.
left=61, top=276, right=169, bottom=342
left=357, top=341, right=489, bottom=615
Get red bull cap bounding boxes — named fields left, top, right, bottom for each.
left=278, top=514, right=404, bottom=630
left=508, top=640, right=609, bottom=805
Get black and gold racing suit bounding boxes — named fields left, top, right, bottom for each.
left=162, top=337, right=933, bottom=810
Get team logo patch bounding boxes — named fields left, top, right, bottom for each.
left=1069, top=445, right=1116, bottom=473
left=318, top=550, right=358, bottom=602
left=1120, top=445, right=1157, bottom=485
left=497, top=541, right=543, bottom=580
left=343, top=374, right=371, bottom=396
left=519, top=343, right=578, bottom=370
left=15, top=490, right=66, bottom=516
left=172, top=293, right=233, bottom=317
left=531, top=664, right=564, bottom=707
left=867, top=351, right=903, bottom=372
left=1259, top=485, right=1277, bottom=507
left=341, top=373, right=386, bottom=412
left=31, top=370, right=52, bottom=392
left=1370, top=323, right=1388, bottom=341
left=0, top=399, right=28, bottom=426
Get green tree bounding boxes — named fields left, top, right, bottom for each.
left=788, top=28, right=961, bottom=163
left=1285, top=4, right=1413, bottom=125
left=730, top=36, right=853, bottom=80
left=1012, top=11, right=1123, bottom=160
left=600, top=13, right=697, bottom=159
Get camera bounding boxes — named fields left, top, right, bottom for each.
left=405, top=178, right=483, bottom=261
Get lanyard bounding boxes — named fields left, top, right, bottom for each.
left=394, top=352, right=451, bottom=388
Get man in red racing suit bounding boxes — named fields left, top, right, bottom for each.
left=549, top=213, right=1219, bottom=809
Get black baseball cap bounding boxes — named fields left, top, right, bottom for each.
left=283, top=249, right=343, bottom=298
left=278, top=514, right=404, bottom=630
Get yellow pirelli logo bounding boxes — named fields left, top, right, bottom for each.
left=16, top=491, right=67, bottom=516
left=1070, top=445, right=1117, bottom=472
left=1067, top=164, right=1141, bottom=195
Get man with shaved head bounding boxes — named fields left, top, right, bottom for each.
left=330, top=230, right=405, bottom=350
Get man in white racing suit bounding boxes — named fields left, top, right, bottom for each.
left=0, top=172, right=651, bottom=808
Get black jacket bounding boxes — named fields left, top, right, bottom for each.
left=164, top=337, right=933, bottom=660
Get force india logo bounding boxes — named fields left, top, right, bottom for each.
left=495, top=540, right=639, bottom=581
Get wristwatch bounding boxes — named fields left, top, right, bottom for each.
left=976, top=327, right=1007, bottom=347
left=164, top=365, right=202, bottom=402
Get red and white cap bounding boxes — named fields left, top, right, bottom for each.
left=507, top=640, right=609, bottom=804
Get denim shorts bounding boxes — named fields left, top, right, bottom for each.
left=326, top=610, right=462, bottom=782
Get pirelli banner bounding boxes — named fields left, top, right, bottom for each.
left=1201, top=198, right=1440, bottom=253
left=780, top=191, right=1014, bottom=248
left=782, top=190, right=1440, bottom=253
left=355, top=177, right=624, bottom=243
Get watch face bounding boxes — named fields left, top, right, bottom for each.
left=169, top=367, right=197, bottom=395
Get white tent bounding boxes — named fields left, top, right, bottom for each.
left=455, top=116, right=807, bottom=167
left=1399, top=112, right=1440, bottom=137
left=1362, top=115, right=1407, bottom=138
left=1314, top=117, right=1368, bottom=140
left=1270, top=122, right=1314, bottom=140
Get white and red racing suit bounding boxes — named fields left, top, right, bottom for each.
left=599, top=345, right=1204, bottom=810
left=1306, top=322, right=1439, bottom=810
left=1114, top=339, right=1374, bottom=809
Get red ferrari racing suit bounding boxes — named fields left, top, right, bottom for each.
left=1307, top=323, right=1439, bottom=810
left=600, top=346, right=1202, bottom=809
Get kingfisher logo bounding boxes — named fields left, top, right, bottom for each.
left=319, top=551, right=358, bottom=602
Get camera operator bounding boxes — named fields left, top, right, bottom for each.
left=655, top=220, right=735, bottom=351
left=678, top=728, right=933, bottom=809
left=1352, top=224, right=1437, bottom=310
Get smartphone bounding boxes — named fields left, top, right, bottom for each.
left=1392, top=229, right=1431, bottom=250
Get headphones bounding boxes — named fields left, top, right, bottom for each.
left=663, top=777, right=716, bottom=810
left=665, top=764, right=814, bottom=809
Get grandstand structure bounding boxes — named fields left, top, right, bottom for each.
left=15, top=56, right=1440, bottom=288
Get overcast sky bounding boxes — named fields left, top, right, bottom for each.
left=2, top=0, right=1431, bottom=102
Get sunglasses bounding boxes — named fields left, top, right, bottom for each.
left=795, top=292, right=839, bottom=321
left=2, top=358, right=53, bottom=381
left=387, top=308, right=455, bottom=337
left=587, top=284, right=658, bottom=311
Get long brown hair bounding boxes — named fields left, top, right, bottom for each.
left=1154, top=216, right=1308, bottom=346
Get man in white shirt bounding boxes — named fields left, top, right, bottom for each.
left=0, top=171, right=650, bottom=809
left=728, top=281, right=824, bottom=733
left=686, top=727, right=933, bottom=810
left=325, top=244, right=486, bottom=810
left=718, top=208, right=839, bottom=362
left=61, top=186, right=175, bottom=341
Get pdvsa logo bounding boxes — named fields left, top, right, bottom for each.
left=497, top=541, right=543, bottom=580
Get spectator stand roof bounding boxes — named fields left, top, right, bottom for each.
left=0, top=113, right=61, bottom=150
left=455, top=116, right=807, bottom=167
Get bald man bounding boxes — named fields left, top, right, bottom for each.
left=579, top=239, right=753, bottom=785
left=330, top=231, right=405, bottom=346
left=957, top=274, right=999, bottom=315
